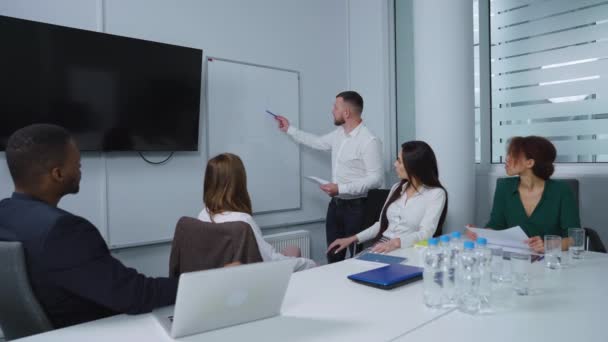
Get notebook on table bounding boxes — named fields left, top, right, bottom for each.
left=347, top=263, right=423, bottom=290
left=356, top=252, right=407, bottom=265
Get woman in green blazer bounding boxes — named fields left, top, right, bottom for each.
left=467, top=136, right=580, bottom=253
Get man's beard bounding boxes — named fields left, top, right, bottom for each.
left=334, top=118, right=345, bottom=126
left=63, top=178, right=80, bottom=195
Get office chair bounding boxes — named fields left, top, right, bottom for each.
left=559, top=178, right=579, bottom=207
left=348, top=189, right=391, bottom=257
left=361, top=189, right=392, bottom=234
left=169, top=217, right=263, bottom=277
left=584, top=227, right=607, bottom=253
left=0, top=241, right=53, bottom=340
left=535, top=180, right=607, bottom=253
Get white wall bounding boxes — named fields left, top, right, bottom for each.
left=412, top=0, right=475, bottom=232
left=347, top=0, right=395, bottom=184
left=0, top=0, right=363, bottom=273
left=0, top=0, right=399, bottom=277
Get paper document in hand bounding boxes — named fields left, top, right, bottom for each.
left=305, top=176, right=329, bottom=185
left=467, top=226, right=530, bottom=252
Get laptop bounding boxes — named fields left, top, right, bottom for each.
left=347, top=263, right=423, bottom=290
left=156, top=259, right=295, bottom=338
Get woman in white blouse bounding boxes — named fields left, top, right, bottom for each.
left=328, top=141, right=448, bottom=254
left=198, top=153, right=316, bottom=272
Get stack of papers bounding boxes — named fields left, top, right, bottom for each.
left=467, top=226, right=532, bottom=253
left=304, top=176, right=329, bottom=185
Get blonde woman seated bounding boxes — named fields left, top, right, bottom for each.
left=328, top=141, right=447, bottom=254
left=198, top=153, right=316, bottom=272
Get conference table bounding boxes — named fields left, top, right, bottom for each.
left=16, top=248, right=607, bottom=341
left=396, top=251, right=608, bottom=342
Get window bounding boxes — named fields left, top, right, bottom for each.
left=490, top=0, right=608, bottom=163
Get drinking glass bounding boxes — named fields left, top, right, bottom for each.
left=544, top=235, right=562, bottom=269
left=511, top=252, right=530, bottom=296
left=568, top=228, right=585, bottom=261
left=490, top=247, right=504, bottom=282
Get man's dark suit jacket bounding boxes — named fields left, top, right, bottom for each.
left=0, top=192, right=178, bottom=328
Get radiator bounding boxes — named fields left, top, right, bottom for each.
left=263, top=230, right=311, bottom=259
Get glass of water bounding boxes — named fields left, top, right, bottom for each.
left=490, top=247, right=504, bottom=282
left=511, top=252, right=530, bottom=296
left=544, top=235, right=562, bottom=269
left=569, top=228, right=585, bottom=261
left=489, top=247, right=513, bottom=310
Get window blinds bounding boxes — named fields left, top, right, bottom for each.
left=491, top=0, right=608, bottom=162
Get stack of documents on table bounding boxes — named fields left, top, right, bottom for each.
left=467, top=226, right=532, bottom=254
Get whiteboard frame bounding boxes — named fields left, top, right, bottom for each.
left=204, top=56, right=303, bottom=215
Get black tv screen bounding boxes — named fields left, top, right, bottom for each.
left=0, top=15, right=202, bottom=151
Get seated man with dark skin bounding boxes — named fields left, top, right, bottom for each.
left=0, top=124, right=178, bottom=328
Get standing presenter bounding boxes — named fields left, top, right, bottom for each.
left=275, top=91, right=384, bottom=263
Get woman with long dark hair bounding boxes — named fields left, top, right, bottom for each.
left=328, top=141, right=448, bottom=254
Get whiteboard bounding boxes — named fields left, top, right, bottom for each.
left=206, top=58, right=301, bottom=213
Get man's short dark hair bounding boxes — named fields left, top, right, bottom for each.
left=5, top=124, right=72, bottom=187
left=336, top=91, right=364, bottom=114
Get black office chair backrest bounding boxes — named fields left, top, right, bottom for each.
left=584, top=227, right=607, bottom=253
left=0, top=241, right=53, bottom=340
left=362, top=189, right=391, bottom=231
left=559, top=178, right=579, bottom=208
left=555, top=180, right=607, bottom=253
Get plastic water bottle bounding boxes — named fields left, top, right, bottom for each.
left=476, top=237, right=492, bottom=310
left=423, top=238, right=443, bottom=308
left=450, top=231, right=463, bottom=250
left=458, top=241, right=480, bottom=314
left=439, top=235, right=455, bottom=307
left=449, top=233, right=463, bottom=281
left=447, top=232, right=463, bottom=305
left=438, top=235, right=448, bottom=246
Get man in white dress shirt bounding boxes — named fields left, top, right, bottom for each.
left=275, top=91, right=384, bottom=263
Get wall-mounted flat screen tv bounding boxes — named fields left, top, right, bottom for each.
left=0, top=15, right=202, bottom=151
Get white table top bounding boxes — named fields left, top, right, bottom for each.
left=393, top=252, right=608, bottom=342
left=18, top=248, right=450, bottom=342
left=16, top=249, right=607, bottom=342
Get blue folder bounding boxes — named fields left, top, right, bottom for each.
left=347, top=264, right=423, bottom=290
left=356, top=252, right=407, bottom=265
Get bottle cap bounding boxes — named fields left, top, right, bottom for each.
left=464, top=241, right=475, bottom=250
